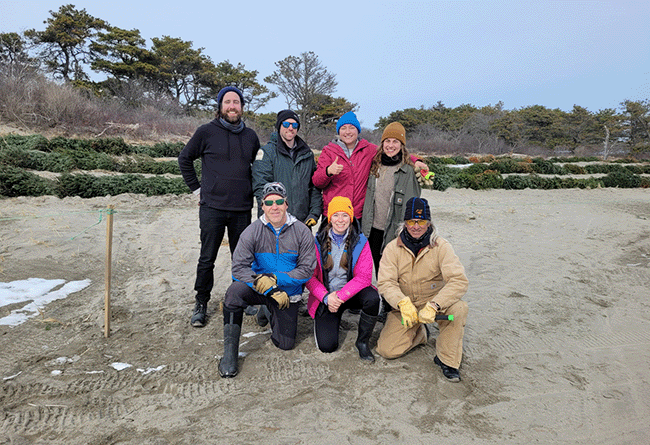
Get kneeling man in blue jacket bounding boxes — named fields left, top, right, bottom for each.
left=219, top=181, right=316, bottom=378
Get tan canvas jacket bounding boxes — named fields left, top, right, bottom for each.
left=378, top=234, right=468, bottom=311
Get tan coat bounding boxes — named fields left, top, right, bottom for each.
left=376, top=233, right=469, bottom=367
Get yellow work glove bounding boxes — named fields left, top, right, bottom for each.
left=397, top=297, right=419, bottom=329
left=252, top=273, right=277, bottom=295
left=269, top=288, right=290, bottom=310
left=305, top=218, right=317, bottom=228
left=418, top=303, right=438, bottom=323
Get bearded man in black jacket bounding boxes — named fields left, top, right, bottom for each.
left=178, top=86, right=261, bottom=327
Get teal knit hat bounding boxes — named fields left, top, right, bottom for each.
left=336, top=111, right=361, bottom=134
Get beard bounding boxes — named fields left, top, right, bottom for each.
left=220, top=107, right=242, bottom=124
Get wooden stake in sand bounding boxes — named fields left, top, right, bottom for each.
left=104, top=205, right=115, bottom=338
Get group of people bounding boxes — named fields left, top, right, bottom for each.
left=178, top=86, right=469, bottom=383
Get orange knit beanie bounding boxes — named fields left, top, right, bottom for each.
left=327, top=196, right=354, bottom=222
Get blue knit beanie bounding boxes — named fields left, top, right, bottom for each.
left=336, top=111, right=361, bottom=134
left=404, top=197, right=431, bottom=221
left=217, top=86, right=245, bottom=107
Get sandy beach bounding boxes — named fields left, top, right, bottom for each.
left=1, top=187, right=649, bottom=444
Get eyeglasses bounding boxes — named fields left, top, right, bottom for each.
left=263, top=198, right=285, bottom=206
left=405, top=219, right=428, bottom=227
left=281, top=122, right=299, bottom=129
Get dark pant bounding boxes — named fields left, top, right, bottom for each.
left=368, top=227, right=384, bottom=276
left=314, top=286, right=380, bottom=353
left=194, top=206, right=250, bottom=302
left=224, top=281, right=300, bottom=350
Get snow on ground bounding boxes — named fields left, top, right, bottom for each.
left=0, top=278, right=91, bottom=326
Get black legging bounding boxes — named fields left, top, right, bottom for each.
left=313, top=286, right=380, bottom=353
left=368, top=227, right=384, bottom=277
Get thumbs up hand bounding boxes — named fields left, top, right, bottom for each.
left=327, top=156, right=344, bottom=176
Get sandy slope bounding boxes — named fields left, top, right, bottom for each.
left=1, top=188, right=649, bottom=444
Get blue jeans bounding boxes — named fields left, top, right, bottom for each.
left=194, top=205, right=251, bottom=302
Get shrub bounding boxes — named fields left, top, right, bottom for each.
left=564, top=164, right=586, bottom=174
left=601, top=171, right=642, bottom=188
left=0, top=134, right=50, bottom=151
left=149, top=142, right=185, bottom=157
left=56, top=173, right=188, bottom=198
left=0, top=165, right=56, bottom=197
left=465, top=163, right=490, bottom=174
left=450, top=155, right=470, bottom=164
left=531, top=158, right=567, bottom=174
left=455, top=170, right=503, bottom=190
left=90, top=137, right=131, bottom=155
left=431, top=173, right=453, bottom=191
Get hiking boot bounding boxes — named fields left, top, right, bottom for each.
left=191, top=301, right=207, bottom=327
left=434, top=355, right=460, bottom=382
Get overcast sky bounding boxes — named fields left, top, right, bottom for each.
left=1, top=0, right=649, bottom=128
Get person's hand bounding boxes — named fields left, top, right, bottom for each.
left=269, top=288, right=290, bottom=309
left=414, top=160, right=428, bottom=173
left=327, top=156, right=344, bottom=176
left=397, top=297, right=419, bottom=329
left=327, top=291, right=343, bottom=313
left=252, top=273, right=277, bottom=295
left=305, top=218, right=317, bottom=228
left=418, top=303, right=438, bottom=323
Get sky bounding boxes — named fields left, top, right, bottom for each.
left=1, top=0, right=649, bottom=128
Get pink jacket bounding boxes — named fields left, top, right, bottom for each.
left=312, top=139, right=423, bottom=220
left=305, top=236, right=375, bottom=319
left=312, top=139, right=377, bottom=219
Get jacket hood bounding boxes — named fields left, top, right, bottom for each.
left=259, top=211, right=299, bottom=230
left=270, top=132, right=311, bottom=158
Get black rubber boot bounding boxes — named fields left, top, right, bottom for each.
left=219, top=309, right=243, bottom=378
left=190, top=297, right=208, bottom=327
left=355, top=311, right=378, bottom=362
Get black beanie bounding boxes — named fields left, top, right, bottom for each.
left=276, top=109, right=300, bottom=132
left=217, top=86, right=245, bottom=108
left=404, top=197, right=431, bottom=221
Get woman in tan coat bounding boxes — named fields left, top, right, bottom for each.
left=376, top=197, right=468, bottom=382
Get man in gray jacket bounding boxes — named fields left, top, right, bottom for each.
left=218, top=182, right=317, bottom=378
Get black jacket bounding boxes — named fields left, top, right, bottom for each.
left=178, top=119, right=260, bottom=211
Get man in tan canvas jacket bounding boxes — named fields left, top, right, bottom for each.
left=376, top=197, right=469, bottom=382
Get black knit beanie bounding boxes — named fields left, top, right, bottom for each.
left=404, top=197, right=431, bottom=221
left=276, top=109, right=300, bottom=132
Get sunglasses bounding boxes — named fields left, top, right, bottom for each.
left=281, top=122, right=299, bottom=129
left=263, top=198, right=285, bottom=206
left=405, top=219, right=428, bottom=227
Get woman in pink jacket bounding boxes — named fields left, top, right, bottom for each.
left=312, top=111, right=429, bottom=226
left=306, top=196, right=380, bottom=362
